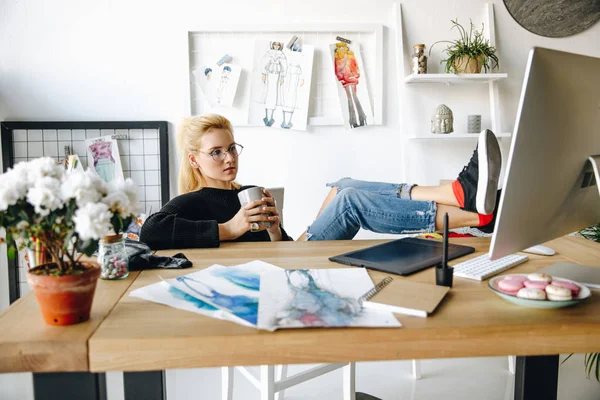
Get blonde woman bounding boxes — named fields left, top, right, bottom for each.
left=140, top=114, right=292, bottom=250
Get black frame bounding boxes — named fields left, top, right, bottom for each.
left=1, top=121, right=170, bottom=305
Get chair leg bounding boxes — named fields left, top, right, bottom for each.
left=221, top=367, right=234, bottom=400
left=508, top=355, right=516, bottom=375
left=343, top=362, right=356, bottom=400
left=275, top=365, right=287, bottom=400
left=412, top=360, right=422, bottom=380
left=260, top=365, right=275, bottom=400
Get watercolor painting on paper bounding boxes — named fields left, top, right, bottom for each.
left=258, top=268, right=400, bottom=331
left=85, top=135, right=124, bottom=183
left=330, top=41, right=374, bottom=129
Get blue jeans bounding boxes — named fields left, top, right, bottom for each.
left=306, top=178, right=437, bottom=240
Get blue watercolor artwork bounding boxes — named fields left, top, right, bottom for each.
left=175, top=275, right=259, bottom=325
left=167, top=285, right=218, bottom=311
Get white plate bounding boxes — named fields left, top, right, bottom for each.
left=488, top=274, right=592, bottom=309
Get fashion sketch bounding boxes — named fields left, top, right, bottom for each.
left=330, top=41, right=374, bottom=129
left=85, top=135, right=124, bottom=183
left=248, top=41, right=314, bottom=131
left=193, top=63, right=241, bottom=108
left=261, top=41, right=288, bottom=127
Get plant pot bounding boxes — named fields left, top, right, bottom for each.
left=452, top=55, right=485, bottom=74
left=26, top=262, right=101, bottom=326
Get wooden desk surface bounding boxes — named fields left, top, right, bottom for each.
left=88, top=237, right=600, bottom=373
left=0, top=271, right=140, bottom=373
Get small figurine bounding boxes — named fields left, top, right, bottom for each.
left=431, top=104, right=454, bottom=134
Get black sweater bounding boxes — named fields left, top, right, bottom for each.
left=140, top=185, right=293, bottom=250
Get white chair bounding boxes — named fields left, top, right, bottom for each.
left=222, top=363, right=355, bottom=400
left=222, top=188, right=356, bottom=399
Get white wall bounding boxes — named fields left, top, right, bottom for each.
left=1, top=0, right=599, bottom=307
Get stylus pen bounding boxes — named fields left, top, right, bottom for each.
left=442, top=213, right=449, bottom=269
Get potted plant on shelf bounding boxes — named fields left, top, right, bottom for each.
left=429, top=19, right=499, bottom=74
left=0, top=157, right=139, bottom=325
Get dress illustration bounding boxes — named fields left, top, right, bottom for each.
left=216, top=65, right=231, bottom=105
left=275, top=270, right=361, bottom=327
left=88, top=141, right=116, bottom=182
left=261, top=41, right=288, bottom=127
left=280, top=62, right=304, bottom=129
left=334, top=42, right=367, bottom=128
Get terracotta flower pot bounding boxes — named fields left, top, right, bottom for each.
left=452, top=55, right=485, bottom=74
left=26, top=262, right=101, bottom=326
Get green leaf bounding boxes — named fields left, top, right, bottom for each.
left=77, top=239, right=99, bottom=257
left=7, top=245, right=16, bottom=260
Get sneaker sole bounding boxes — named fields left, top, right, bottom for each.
left=476, top=129, right=502, bottom=214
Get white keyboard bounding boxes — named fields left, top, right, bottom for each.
left=453, top=253, right=529, bottom=281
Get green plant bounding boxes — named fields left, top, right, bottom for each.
left=429, top=18, right=499, bottom=73
left=561, top=223, right=600, bottom=382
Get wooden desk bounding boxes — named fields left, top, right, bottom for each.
left=89, top=237, right=600, bottom=371
left=2, top=237, right=599, bottom=400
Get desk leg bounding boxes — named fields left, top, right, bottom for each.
left=33, top=372, right=107, bottom=400
left=124, top=370, right=166, bottom=400
left=514, top=355, right=559, bottom=400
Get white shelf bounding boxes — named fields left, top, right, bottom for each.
left=407, top=132, right=512, bottom=140
left=404, top=73, right=508, bottom=84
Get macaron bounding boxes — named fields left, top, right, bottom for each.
left=527, top=273, right=552, bottom=283
left=498, top=279, right=525, bottom=293
left=545, top=284, right=573, bottom=301
left=551, top=280, right=581, bottom=296
left=523, top=280, right=549, bottom=290
left=517, top=287, right=546, bottom=300
left=502, top=275, right=528, bottom=284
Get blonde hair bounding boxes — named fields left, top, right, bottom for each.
left=176, top=114, right=240, bottom=194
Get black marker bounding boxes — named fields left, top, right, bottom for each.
left=436, top=212, right=453, bottom=287
left=442, top=212, right=449, bottom=269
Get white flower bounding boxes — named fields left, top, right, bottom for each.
left=61, top=169, right=107, bottom=207
left=24, top=157, right=64, bottom=184
left=73, top=203, right=112, bottom=241
left=103, top=178, right=140, bottom=217
left=26, top=176, right=63, bottom=217
left=0, top=171, right=25, bottom=211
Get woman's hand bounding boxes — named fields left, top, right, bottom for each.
left=262, top=189, right=283, bottom=241
left=219, top=198, right=271, bottom=241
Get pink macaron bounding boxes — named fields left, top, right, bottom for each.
left=498, top=279, right=525, bottom=294
left=502, top=275, right=528, bottom=284
left=551, top=280, right=581, bottom=296
left=523, top=280, right=549, bottom=290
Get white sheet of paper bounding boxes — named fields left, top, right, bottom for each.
left=258, top=268, right=400, bottom=331
left=248, top=41, right=315, bottom=131
left=330, top=42, right=374, bottom=129
left=85, top=135, right=124, bottom=183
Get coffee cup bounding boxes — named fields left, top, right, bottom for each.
left=237, top=187, right=271, bottom=229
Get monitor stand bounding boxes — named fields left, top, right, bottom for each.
left=521, top=156, right=600, bottom=257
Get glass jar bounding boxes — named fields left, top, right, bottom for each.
left=411, top=44, right=427, bottom=74
left=98, top=234, right=129, bottom=280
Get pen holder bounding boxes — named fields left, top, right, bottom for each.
left=436, top=264, right=454, bottom=287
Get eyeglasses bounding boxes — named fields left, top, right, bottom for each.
left=198, top=143, right=244, bottom=162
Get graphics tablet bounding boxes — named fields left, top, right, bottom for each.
left=329, top=237, right=475, bottom=276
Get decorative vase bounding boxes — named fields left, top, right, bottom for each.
left=26, top=262, right=101, bottom=326
left=452, top=55, right=485, bottom=73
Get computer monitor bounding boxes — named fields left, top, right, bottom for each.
left=489, top=47, right=600, bottom=260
